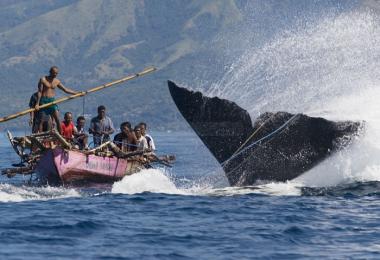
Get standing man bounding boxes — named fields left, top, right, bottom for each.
left=35, top=66, right=79, bottom=134
left=29, top=91, right=52, bottom=133
left=28, top=92, right=40, bottom=133
left=89, top=105, right=115, bottom=147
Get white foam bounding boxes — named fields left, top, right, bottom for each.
left=253, top=182, right=302, bottom=196
left=109, top=167, right=308, bottom=197
left=177, top=181, right=302, bottom=197
left=0, top=183, right=80, bottom=203
left=111, top=169, right=189, bottom=195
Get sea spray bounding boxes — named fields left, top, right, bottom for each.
left=201, top=8, right=380, bottom=188
left=111, top=169, right=232, bottom=196
left=111, top=169, right=187, bottom=195
left=209, top=10, right=380, bottom=117
left=0, top=183, right=80, bottom=203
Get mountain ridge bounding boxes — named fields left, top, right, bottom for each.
left=0, top=0, right=243, bottom=130
left=0, top=0, right=365, bottom=130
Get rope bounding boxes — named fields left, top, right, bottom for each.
left=113, top=140, right=139, bottom=148
left=221, top=114, right=299, bottom=167
left=231, top=113, right=277, bottom=158
left=77, top=135, right=140, bottom=148
left=111, top=140, right=174, bottom=154
left=82, top=95, right=86, bottom=116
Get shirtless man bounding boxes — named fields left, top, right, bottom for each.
left=113, top=122, right=137, bottom=152
left=35, top=66, right=79, bottom=133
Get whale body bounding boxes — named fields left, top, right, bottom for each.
left=168, top=80, right=363, bottom=186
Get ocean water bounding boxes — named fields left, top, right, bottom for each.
left=0, top=131, right=379, bottom=259
left=1, top=1, right=380, bottom=259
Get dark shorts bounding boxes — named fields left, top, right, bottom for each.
left=40, top=97, right=59, bottom=116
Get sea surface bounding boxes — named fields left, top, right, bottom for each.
left=1, top=1, right=380, bottom=259
left=0, top=131, right=379, bottom=259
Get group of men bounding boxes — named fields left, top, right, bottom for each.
left=113, top=121, right=155, bottom=152
left=29, top=66, right=155, bottom=152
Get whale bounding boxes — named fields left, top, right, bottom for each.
left=168, top=80, right=363, bottom=186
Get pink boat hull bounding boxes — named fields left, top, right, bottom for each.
left=36, top=148, right=145, bottom=185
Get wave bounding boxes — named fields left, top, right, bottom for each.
left=0, top=183, right=80, bottom=203
left=111, top=168, right=238, bottom=196
left=111, top=169, right=189, bottom=195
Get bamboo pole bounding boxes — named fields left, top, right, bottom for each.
left=51, top=131, right=72, bottom=149
left=0, top=67, right=157, bottom=123
left=85, top=141, right=112, bottom=154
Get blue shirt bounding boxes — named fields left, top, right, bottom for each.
left=89, top=116, right=115, bottom=146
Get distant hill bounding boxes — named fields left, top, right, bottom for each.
left=0, top=0, right=363, bottom=131
left=0, top=0, right=243, bottom=130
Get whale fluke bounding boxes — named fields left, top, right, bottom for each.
left=168, top=80, right=363, bottom=186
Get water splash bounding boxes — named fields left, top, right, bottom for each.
left=199, top=7, right=380, bottom=189
left=208, top=10, right=380, bottom=117
left=0, top=183, right=80, bottom=202
left=109, top=167, right=302, bottom=196
left=111, top=169, right=238, bottom=196
left=111, top=169, right=189, bottom=195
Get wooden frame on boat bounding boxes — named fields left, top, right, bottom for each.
left=2, top=130, right=174, bottom=185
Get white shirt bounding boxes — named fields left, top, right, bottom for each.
left=136, top=136, right=148, bottom=151
left=144, top=134, right=155, bottom=150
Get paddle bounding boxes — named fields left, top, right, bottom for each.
left=0, top=67, right=157, bottom=123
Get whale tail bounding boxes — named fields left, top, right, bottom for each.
left=168, top=81, right=363, bottom=186
left=168, top=80, right=254, bottom=164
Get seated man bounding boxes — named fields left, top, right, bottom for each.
left=114, top=122, right=137, bottom=152
left=134, top=125, right=148, bottom=151
left=139, top=122, right=155, bottom=151
left=60, top=112, right=77, bottom=142
left=89, top=105, right=115, bottom=147
left=74, top=116, right=89, bottom=150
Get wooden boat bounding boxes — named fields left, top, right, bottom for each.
left=2, top=130, right=174, bottom=185
left=0, top=67, right=175, bottom=184
left=36, top=147, right=146, bottom=185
